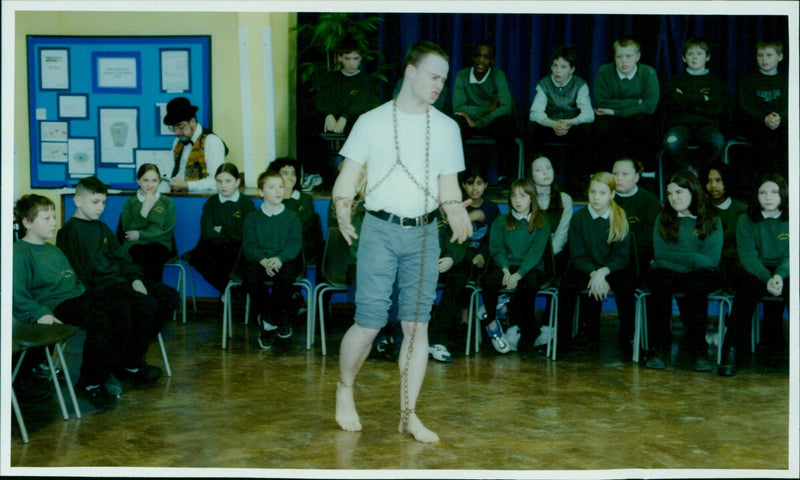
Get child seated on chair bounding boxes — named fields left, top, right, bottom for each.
left=428, top=210, right=469, bottom=363
left=529, top=44, right=595, bottom=190
left=592, top=36, right=660, bottom=168
left=662, top=37, right=727, bottom=173
left=530, top=154, right=573, bottom=277
left=271, top=157, right=323, bottom=266
left=120, top=163, right=177, bottom=282
left=57, top=176, right=179, bottom=387
left=557, top=172, right=636, bottom=359
left=736, top=40, right=788, bottom=179
left=645, top=170, right=722, bottom=372
left=456, top=165, right=501, bottom=329
left=719, top=173, right=789, bottom=376
left=702, top=162, right=747, bottom=290
left=14, top=195, right=124, bottom=411
left=187, top=163, right=255, bottom=295
left=612, top=158, right=661, bottom=282
left=239, top=169, right=303, bottom=350
left=483, top=178, right=551, bottom=354
left=326, top=163, right=367, bottom=303
left=453, top=41, right=518, bottom=181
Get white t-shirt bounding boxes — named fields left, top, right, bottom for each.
left=340, top=101, right=464, bottom=218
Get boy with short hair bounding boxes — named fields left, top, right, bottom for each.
left=736, top=40, right=788, bottom=177
left=57, top=176, right=179, bottom=386
left=529, top=44, right=595, bottom=192
left=662, top=37, right=727, bottom=173
left=453, top=41, right=517, bottom=182
left=529, top=44, right=595, bottom=144
left=303, top=37, right=379, bottom=188
left=13, top=194, right=120, bottom=411
left=315, top=38, right=379, bottom=136
left=239, top=169, right=303, bottom=350
left=593, top=36, right=660, bottom=167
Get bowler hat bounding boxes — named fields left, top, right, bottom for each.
left=163, top=97, right=199, bottom=125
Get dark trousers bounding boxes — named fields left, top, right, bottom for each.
left=528, top=122, right=592, bottom=194
left=558, top=266, right=636, bottom=345
left=736, top=120, right=789, bottom=180
left=457, top=114, right=518, bottom=181
left=188, top=239, right=240, bottom=293
left=93, top=281, right=178, bottom=368
left=129, top=243, right=172, bottom=282
left=53, top=294, right=125, bottom=386
left=593, top=114, right=658, bottom=169
left=429, top=261, right=470, bottom=348
left=647, top=268, right=721, bottom=355
left=662, top=124, right=725, bottom=173
left=726, top=271, right=789, bottom=352
left=481, top=267, right=545, bottom=327
left=239, top=258, right=303, bottom=327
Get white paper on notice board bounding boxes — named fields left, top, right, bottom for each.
left=68, top=138, right=96, bottom=175
left=42, top=142, right=68, bottom=163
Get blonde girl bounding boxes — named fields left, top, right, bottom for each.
left=557, top=172, right=636, bottom=358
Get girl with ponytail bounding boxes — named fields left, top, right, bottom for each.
left=557, top=172, right=636, bottom=359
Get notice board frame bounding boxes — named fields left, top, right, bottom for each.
left=27, top=35, right=211, bottom=189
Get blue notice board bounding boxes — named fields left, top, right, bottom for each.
left=27, top=36, right=211, bottom=189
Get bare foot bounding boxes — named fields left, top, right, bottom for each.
left=336, top=380, right=362, bottom=432
left=398, top=411, right=439, bottom=443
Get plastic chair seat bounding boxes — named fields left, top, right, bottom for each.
left=12, top=319, right=82, bottom=443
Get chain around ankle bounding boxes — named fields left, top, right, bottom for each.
left=338, top=379, right=353, bottom=389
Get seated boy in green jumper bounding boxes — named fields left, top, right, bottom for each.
left=239, top=169, right=304, bottom=350
left=57, top=176, right=180, bottom=385
left=593, top=36, right=660, bottom=167
left=13, top=194, right=121, bottom=411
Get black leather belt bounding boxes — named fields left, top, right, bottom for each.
left=368, top=209, right=437, bottom=227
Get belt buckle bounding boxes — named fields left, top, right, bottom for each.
left=399, top=215, right=413, bottom=229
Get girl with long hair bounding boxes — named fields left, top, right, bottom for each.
left=558, top=172, right=636, bottom=358
left=482, top=178, right=551, bottom=353
left=646, top=170, right=722, bottom=372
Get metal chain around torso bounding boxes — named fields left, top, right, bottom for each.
left=363, top=102, right=436, bottom=205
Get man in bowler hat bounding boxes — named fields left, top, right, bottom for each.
left=163, top=97, right=228, bottom=192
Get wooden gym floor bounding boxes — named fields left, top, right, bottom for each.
left=7, top=304, right=793, bottom=476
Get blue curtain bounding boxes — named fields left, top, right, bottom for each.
left=299, top=12, right=788, bottom=124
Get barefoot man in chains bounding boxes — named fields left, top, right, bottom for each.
left=332, top=40, right=472, bottom=443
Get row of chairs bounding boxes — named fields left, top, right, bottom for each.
left=466, top=282, right=777, bottom=364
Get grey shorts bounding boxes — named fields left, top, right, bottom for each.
left=353, top=213, right=440, bottom=330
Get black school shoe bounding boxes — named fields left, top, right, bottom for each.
left=258, top=329, right=276, bottom=349
left=76, top=383, right=119, bottom=412
left=116, top=364, right=163, bottom=386
left=13, top=373, right=54, bottom=403
left=277, top=322, right=293, bottom=339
